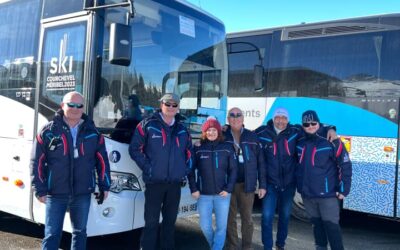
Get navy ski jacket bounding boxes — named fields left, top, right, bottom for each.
left=30, top=110, right=111, bottom=198
left=129, top=111, right=192, bottom=184
left=296, top=133, right=352, bottom=198
left=255, top=120, right=301, bottom=190
left=224, top=126, right=267, bottom=193
left=188, top=140, right=238, bottom=195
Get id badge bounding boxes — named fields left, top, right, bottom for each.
left=74, top=148, right=79, bottom=158
left=238, top=154, right=244, bottom=163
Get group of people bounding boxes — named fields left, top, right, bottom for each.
left=30, top=91, right=352, bottom=250
left=129, top=93, right=352, bottom=250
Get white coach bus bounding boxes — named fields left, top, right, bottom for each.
left=0, top=0, right=228, bottom=236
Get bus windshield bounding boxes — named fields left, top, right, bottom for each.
left=93, top=0, right=227, bottom=142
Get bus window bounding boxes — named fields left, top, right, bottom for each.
left=228, top=34, right=271, bottom=97
left=94, top=0, right=227, bottom=143
left=39, top=22, right=86, bottom=120
left=0, top=0, right=40, bottom=110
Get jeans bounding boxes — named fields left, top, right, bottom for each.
left=141, top=183, right=181, bottom=250
left=198, top=194, right=231, bottom=250
left=226, top=183, right=255, bottom=250
left=42, top=194, right=91, bottom=250
left=261, top=184, right=296, bottom=250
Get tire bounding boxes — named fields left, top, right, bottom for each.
left=291, top=191, right=309, bottom=222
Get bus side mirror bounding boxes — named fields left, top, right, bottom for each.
left=109, top=23, right=132, bottom=66
left=254, top=64, right=264, bottom=91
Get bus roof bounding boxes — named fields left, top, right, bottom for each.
left=227, top=12, right=400, bottom=38
left=177, top=0, right=224, bottom=27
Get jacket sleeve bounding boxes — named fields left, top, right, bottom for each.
left=96, top=134, right=111, bottom=191
left=30, top=131, right=48, bottom=198
left=185, top=131, right=193, bottom=176
left=129, top=121, right=152, bottom=173
left=224, top=147, right=238, bottom=193
left=254, top=126, right=270, bottom=187
left=187, top=146, right=198, bottom=193
left=333, top=139, right=352, bottom=196
left=256, top=139, right=267, bottom=189
left=317, top=123, right=336, bottom=138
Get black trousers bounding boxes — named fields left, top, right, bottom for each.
left=303, top=197, right=344, bottom=250
left=141, top=183, right=181, bottom=250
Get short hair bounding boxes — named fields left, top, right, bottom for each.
left=62, top=91, right=84, bottom=103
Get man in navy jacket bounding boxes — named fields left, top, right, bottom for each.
left=255, top=108, right=337, bottom=250
left=129, top=93, right=192, bottom=250
left=296, top=110, right=352, bottom=250
left=225, top=107, right=267, bottom=250
left=31, top=91, right=111, bottom=250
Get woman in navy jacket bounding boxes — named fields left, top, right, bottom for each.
left=188, top=117, right=237, bottom=250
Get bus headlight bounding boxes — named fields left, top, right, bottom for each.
left=109, top=172, right=141, bottom=193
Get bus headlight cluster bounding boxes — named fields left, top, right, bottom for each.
left=109, top=172, right=141, bottom=193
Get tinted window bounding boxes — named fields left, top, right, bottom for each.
left=228, top=34, right=271, bottom=97
left=39, top=22, right=86, bottom=120
left=43, top=0, right=84, bottom=19
left=94, top=0, right=227, bottom=143
left=0, top=0, right=40, bottom=109
left=268, top=30, right=400, bottom=98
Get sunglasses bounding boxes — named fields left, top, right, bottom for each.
left=163, top=102, right=178, bottom=108
left=302, top=122, right=318, bottom=128
left=229, top=112, right=242, bottom=118
left=66, top=102, right=84, bottom=109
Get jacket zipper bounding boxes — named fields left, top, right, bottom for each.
left=212, top=145, right=218, bottom=193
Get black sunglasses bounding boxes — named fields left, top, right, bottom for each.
left=66, top=102, right=84, bottom=109
left=163, top=102, right=178, bottom=108
left=302, top=122, right=318, bottom=127
left=229, top=112, right=242, bottom=118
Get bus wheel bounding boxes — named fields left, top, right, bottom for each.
left=291, top=191, right=309, bottom=222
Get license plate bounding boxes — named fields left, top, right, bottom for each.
left=178, top=202, right=197, bottom=215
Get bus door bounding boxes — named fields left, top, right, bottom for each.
left=175, top=70, right=225, bottom=131
left=32, top=14, right=90, bottom=224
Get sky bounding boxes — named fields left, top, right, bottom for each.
left=185, top=0, right=400, bottom=33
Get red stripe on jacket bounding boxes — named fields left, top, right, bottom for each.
left=284, top=139, right=291, bottom=156
left=38, top=153, right=46, bottom=183
left=36, top=134, right=43, bottom=145
left=80, top=143, right=85, bottom=156
left=61, top=134, right=68, bottom=156
left=299, top=147, right=305, bottom=164
left=336, top=142, right=343, bottom=158
left=161, top=128, right=166, bottom=146
left=96, top=152, right=106, bottom=181
left=137, top=124, right=145, bottom=136
left=311, top=147, right=317, bottom=167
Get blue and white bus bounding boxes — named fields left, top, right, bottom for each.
left=227, top=13, right=400, bottom=220
left=0, top=0, right=227, bottom=236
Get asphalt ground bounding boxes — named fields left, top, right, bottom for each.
left=1, top=200, right=400, bottom=250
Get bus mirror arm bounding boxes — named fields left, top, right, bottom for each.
left=254, top=64, right=264, bottom=91
left=128, top=0, right=135, bottom=18
left=83, top=0, right=135, bottom=19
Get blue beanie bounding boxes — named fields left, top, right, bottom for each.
left=302, top=110, right=320, bottom=123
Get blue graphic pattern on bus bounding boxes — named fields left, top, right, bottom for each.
left=398, top=173, right=400, bottom=218
left=264, top=97, right=397, bottom=138
left=344, top=161, right=395, bottom=217
left=342, top=136, right=396, bottom=217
